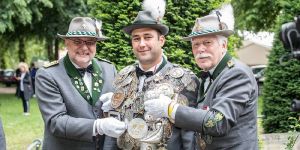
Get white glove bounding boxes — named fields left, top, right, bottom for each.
left=99, top=92, right=113, bottom=112
left=144, top=94, right=172, bottom=119
left=94, top=117, right=126, bottom=138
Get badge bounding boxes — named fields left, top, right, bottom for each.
left=196, top=134, right=206, bottom=150
left=181, top=74, right=192, bottom=87
left=144, top=89, right=159, bottom=101
left=127, top=118, right=148, bottom=139
left=176, top=94, right=189, bottom=106
left=186, top=80, right=197, bottom=92
left=120, top=76, right=133, bottom=87
left=156, top=83, right=174, bottom=98
left=131, top=97, right=144, bottom=114
left=117, top=133, right=134, bottom=150
left=169, top=68, right=184, bottom=78
left=111, top=90, right=125, bottom=109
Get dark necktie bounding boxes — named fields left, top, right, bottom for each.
left=136, top=66, right=154, bottom=77
left=200, top=71, right=212, bottom=80
left=78, top=64, right=93, bottom=77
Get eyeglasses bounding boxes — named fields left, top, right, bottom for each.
left=68, top=38, right=97, bottom=47
left=192, top=40, right=214, bottom=48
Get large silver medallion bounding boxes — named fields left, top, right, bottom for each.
left=128, top=118, right=148, bottom=139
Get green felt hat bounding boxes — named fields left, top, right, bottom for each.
left=123, top=11, right=169, bottom=35
left=57, top=17, right=108, bottom=41
left=182, top=14, right=234, bottom=41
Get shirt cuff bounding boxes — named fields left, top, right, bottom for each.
left=93, top=120, right=97, bottom=136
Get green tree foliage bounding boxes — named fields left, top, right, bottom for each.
left=231, top=0, right=284, bottom=32
left=88, top=0, right=239, bottom=73
left=232, top=0, right=300, bottom=132
left=0, top=0, right=88, bottom=68
left=0, top=0, right=52, bottom=67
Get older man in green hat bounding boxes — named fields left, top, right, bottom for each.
left=145, top=4, right=259, bottom=150
left=101, top=0, right=199, bottom=149
left=35, top=17, right=126, bottom=150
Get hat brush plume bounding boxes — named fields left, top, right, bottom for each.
left=142, top=0, right=166, bottom=22
left=211, top=3, right=234, bottom=30
left=95, top=19, right=103, bottom=37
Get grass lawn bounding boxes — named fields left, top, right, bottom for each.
left=0, top=93, right=44, bottom=150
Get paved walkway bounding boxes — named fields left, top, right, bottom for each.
left=0, top=86, right=16, bottom=94
left=261, top=133, right=300, bottom=150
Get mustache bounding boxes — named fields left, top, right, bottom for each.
left=195, top=53, right=210, bottom=59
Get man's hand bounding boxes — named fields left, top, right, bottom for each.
left=94, top=117, right=126, bottom=138
left=144, top=94, right=172, bottom=118
left=99, top=92, right=113, bottom=112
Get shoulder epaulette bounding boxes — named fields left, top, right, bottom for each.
left=43, top=60, right=59, bottom=68
left=227, top=59, right=235, bottom=68
left=119, top=64, right=135, bottom=76
left=97, top=58, right=112, bottom=64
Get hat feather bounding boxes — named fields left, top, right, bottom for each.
left=142, top=0, right=166, bottom=22
left=211, top=3, right=234, bottom=30
left=95, top=19, right=102, bottom=36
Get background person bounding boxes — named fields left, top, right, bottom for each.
left=0, top=117, right=6, bottom=150
left=145, top=4, right=259, bottom=150
left=35, top=17, right=125, bottom=150
left=29, top=62, right=37, bottom=96
left=16, top=62, right=33, bottom=116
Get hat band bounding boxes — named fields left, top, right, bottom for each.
left=66, top=31, right=96, bottom=36
left=133, top=20, right=159, bottom=25
left=189, top=29, right=220, bottom=36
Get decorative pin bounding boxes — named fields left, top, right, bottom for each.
left=81, top=23, right=87, bottom=29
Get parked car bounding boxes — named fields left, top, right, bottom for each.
left=0, top=69, right=18, bottom=87
left=251, top=65, right=266, bottom=83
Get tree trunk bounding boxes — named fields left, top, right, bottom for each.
left=46, top=38, right=54, bottom=61
left=54, top=38, right=59, bottom=60
left=18, top=37, right=26, bottom=62
left=0, top=53, right=6, bottom=68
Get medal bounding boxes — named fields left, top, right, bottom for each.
left=181, top=74, right=192, bottom=87
left=120, top=76, right=133, bottom=87
left=117, top=133, right=135, bottom=149
left=196, top=134, right=206, bottom=150
left=169, top=68, right=184, bottom=78
left=156, top=83, right=174, bottom=98
left=111, top=90, right=125, bottom=109
left=131, top=97, right=144, bottom=114
left=176, top=94, right=189, bottom=106
left=128, top=118, right=148, bottom=139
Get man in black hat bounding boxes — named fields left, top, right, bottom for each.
left=145, top=4, right=259, bottom=150
left=102, top=0, right=199, bottom=149
left=35, top=17, right=126, bottom=150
